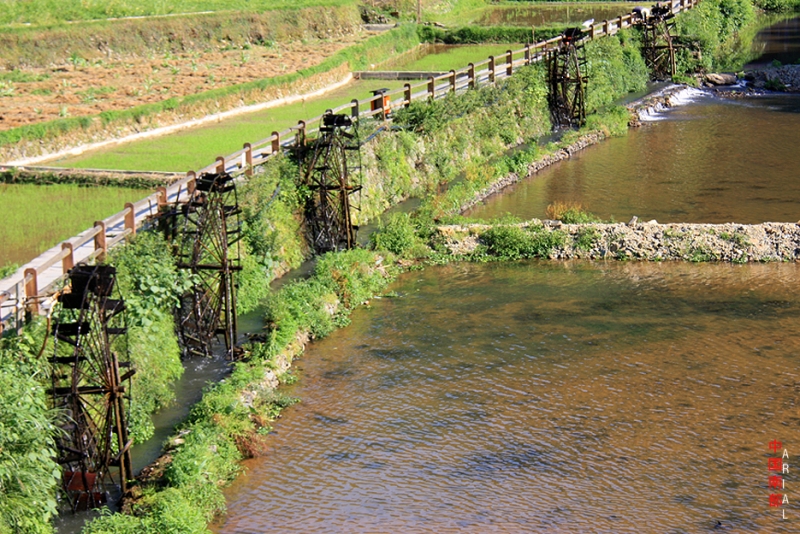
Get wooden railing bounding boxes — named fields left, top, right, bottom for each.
left=0, top=0, right=700, bottom=332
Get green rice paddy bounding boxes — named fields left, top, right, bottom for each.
left=52, top=80, right=408, bottom=172
left=0, top=183, right=142, bottom=268
left=385, top=43, right=525, bottom=72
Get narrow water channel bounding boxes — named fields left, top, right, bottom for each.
left=216, top=261, right=799, bottom=533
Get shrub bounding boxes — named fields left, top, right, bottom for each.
left=481, top=225, right=566, bottom=260
left=370, top=212, right=421, bottom=256
left=108, top=232, right=190, bottom=443
left=0, top=324, right=60, bottom=534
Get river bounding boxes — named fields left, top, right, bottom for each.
left=212, top=17, right=800, bottom=534
left=466, top=91, right=800, bottom=224
left=216, top=261, right=799, bottom=533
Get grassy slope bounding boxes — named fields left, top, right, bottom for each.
left=0, top=0, right=355, bottom=25
left=0, top=183, right=144, bottom=268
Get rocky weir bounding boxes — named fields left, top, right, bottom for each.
left=436, top=220, right=800, bottom=262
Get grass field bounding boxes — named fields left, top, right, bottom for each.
left=0, top=183, right=143, bottom=268
left=0, top=0, right=354, bottom=26
left=386, top=43, right=524, bottom=71
left=52, top=79, right=408, bottom=172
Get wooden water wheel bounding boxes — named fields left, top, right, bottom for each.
left=297, top=112, right=362, bottom=253
left=175, top=172, right=242, bottom=358
left=639, top=5, right=677, bottom=80
left=546, top=27, right=588, bottom=128
left=50, top=265, right=134, bottom=511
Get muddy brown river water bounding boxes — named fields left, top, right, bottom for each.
left=212, top=22, right=800, bottom=534
left=216, top=262, right=799, bottom=533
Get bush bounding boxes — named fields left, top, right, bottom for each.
left=0, top=324, right=60, bottom=534
left=108, top=232, right=190, bottom=443
left=370, top=212, right=421, bottom=256
left=481, top=225, right=566, bottom=260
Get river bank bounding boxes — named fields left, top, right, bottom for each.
left=436, top=220, right=800, bottom=262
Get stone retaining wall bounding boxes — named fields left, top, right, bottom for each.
left=436, top=220, right=800, bottom=262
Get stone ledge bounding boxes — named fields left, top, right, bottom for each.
left=436, top=220, right=800, bottom=262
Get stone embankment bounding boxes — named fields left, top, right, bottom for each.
left=703, top=65, right=800, bottom=93
left=744, top=65, right=800, bottom=92
left=436, top=220, right=800, bottom=262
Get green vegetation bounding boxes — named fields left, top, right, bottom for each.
left=0, top=183, right=144, bottom=269
left=674, top=0, right=757, bottom=72
left=0, top=0, right=355, bottom=26
left=575, top=226, right=601, bottom=251
left=370, top=212, right=428, bottom=258
left=0, top=323, right=60, bottom=534
left=107, top=233, right=191, bottom=443
left=480, top=224, right=567, bottom=260
left=753, top=0, right=800, bottom=13
left=387, top=43, right=525, bottom=71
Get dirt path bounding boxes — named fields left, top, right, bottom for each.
left=0, top=36, right=365, bottom=131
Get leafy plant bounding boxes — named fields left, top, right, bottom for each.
left=0, top=324, right=60, bottom=533
left=370, top=212, right=421, bottom=257
left=575, top=227, right=601, bottom=251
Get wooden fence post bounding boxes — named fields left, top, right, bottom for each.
left=215, top=156, right=225, bottom=174
left=524, top=45, right=531, bottom=65
left=450, top=70, right=456, bottom=93
left=61, top=243, right=74, bottom=274
left=243, top=143, right=253, bottom=177
left=506, top=50, right=513, bottom=76
left=94, top=221, right=107, bottom=261
left=296, top=121, right=306, bottom=147
left=488, top=56, right=495, bottom=83
left=603, top=20, right=609, bottom=36
left=24, top=268, right=38, bottom=316
left=404, top=84, right=412, bottom=107
left=124, top=202, right=136, bottom=237
left=351, top=99, right=359, bottom=119
left=428, top=76, right=435, bottom=100
left=156, top=186, right=167, bottom=209
left=269, top=132, right=279, bottom=155
left=186, top=171, right=196, bottom=195
left=468, top=63, right=475, bottom=89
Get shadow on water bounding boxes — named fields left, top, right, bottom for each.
left=744, top=16, right=800, bottom=68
